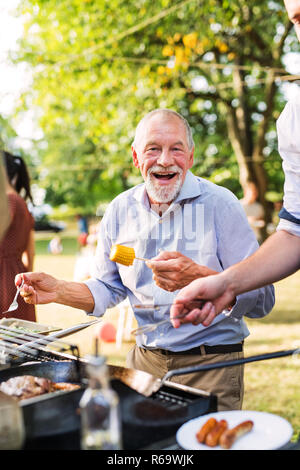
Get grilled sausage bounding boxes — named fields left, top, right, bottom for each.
left=205, top=419, right=228, bottom=447
left=219, top=420, right=254, bottom=449
left=196, top=417, right=218, bottom=443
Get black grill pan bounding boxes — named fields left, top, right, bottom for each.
left=0, top=360, right=216, bottom=449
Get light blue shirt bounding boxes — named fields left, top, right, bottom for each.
left=85, top=171, right=275, bottom=351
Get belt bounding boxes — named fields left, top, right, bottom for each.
left=151, top=343, right=243, bottom=356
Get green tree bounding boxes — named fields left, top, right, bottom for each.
left=0, top=115, right=17, bottom=151
left=12, top=0, right=298, bottom=232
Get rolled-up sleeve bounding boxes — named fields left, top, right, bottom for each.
left=277, top=217, right=300, bottom=238
left=276, top=97, right=300, bottom=238
left=231, top=287, right=275, bottom=320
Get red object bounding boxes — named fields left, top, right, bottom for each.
left=78, top=232, right=88, bottom=247
left=97, top=322, right=116, bottom=343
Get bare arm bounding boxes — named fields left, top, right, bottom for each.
left=16, top=272, right=95, bottom=313
left=22, top=229, right=35, bottom=271
left=0, top=161, right=10, bottom=241
left=171, top=230, right=300, bottom=327
left=225, top=230, right=300, bottom=294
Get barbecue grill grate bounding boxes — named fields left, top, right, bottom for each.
left=0, top=324, right=80, bottom=366
left=152, top=389, right=193, bottom=409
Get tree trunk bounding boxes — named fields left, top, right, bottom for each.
left=252, top=70, right=277, bottom=239
left=225, top=68, right=277, bottom=241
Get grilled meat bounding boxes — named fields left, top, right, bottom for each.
left=0, top=375, right=80, bottom=400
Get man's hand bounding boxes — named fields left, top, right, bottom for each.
left=170, top=273, right=236, bottom=328
left=16, top=272, right=95, bottom=312
left=16, top=272, right=60, bottom=305
left=146, top=251, right=218, bottom=292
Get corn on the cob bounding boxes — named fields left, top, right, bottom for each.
left=109, top=244, right=136, bottom=266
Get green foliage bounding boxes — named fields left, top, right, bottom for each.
left=0, top=116, right=18, bottom=151
left=8, top=0, right=299, bottom=211
left=35, top=236, right=78, bottom=256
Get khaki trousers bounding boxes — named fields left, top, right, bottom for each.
left=126, top=345, right=244, bottom=411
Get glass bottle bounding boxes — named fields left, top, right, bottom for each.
left=79, top=355, right=122, bottom=450
left=0, top=391, right=24, bottom=450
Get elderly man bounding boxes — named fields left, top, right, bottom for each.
left=17, top=109, right=275, bottom=410
left=170, top=0, right=300, bottom=328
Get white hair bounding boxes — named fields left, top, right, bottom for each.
left=132, top=109, right=195, bottom=150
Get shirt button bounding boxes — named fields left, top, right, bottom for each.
left=159, top=219, right=163, bottom=224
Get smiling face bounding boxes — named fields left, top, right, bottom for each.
left=284, top=0, right=300, bottom=41
left=132, top=112, right=194, bottom=205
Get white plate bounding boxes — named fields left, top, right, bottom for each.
left=176, top=410, right=293, bottom=450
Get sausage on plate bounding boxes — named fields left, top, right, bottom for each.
left=219, top=420, right=254, bottom=449
left=196, top=417, right=218, bottom=443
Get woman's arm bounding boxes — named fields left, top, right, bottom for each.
left=22, top=229, right=35, bottom=271
left=0, top=161, right=10, bottom=241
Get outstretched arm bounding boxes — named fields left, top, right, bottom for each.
left=224, top=230, right=300, bottom=294
left=16, top=272, right=95, bottom=312
left=171, top=230, right=300, bottom=328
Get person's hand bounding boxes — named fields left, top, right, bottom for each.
left=146, top=251, right=218, bottom=292
left=15, top=272, right=60, bottom=305
left=170, top=273, right=236, bottom=328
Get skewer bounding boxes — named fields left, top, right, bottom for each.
left=0, top=340, right=38, bottom=359
left=0, top=325, right=69, bottom=351
left=0, top=325, right=78, bottom=361
left=95, top=337, right=99, bottom=356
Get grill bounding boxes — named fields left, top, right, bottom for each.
left=0, top=323, right=83, bottom=367
left=0, top=323, right=217, bottom=450
left=1, top=323, right=297, bottom=450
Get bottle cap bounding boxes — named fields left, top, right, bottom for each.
left=85, top=354, right=106, bottom=367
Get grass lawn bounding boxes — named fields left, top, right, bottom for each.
left=34, top=230, right=300, bottom=441
left=243, top=273, right=300, bottom=440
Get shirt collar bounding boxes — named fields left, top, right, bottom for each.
left=133, top=170, right=201, bottom=207
left=174, top=170, right=201, bottom=203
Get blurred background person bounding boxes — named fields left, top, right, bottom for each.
left=266, top=199, right=283, bottom=236
left=0, top=151, right=36, bottom=321
left=240, top=181, right=265, bottom=243
left=76, top=214, right=89, bottom=249
left=73, top=222, right=100, bottom=282
left=0, top=157, right=10, bottom=242
left=48, top=235, right=63, bottom=255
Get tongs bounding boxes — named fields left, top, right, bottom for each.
left=132, top=313, right=188, bottom=336
left=133, top=300, right=206, bottom=311
left=15, top=319, right=101, bottom=353
left=108, top=348, right=300, bottom=398
left=132, top=300, right=206, bottom=336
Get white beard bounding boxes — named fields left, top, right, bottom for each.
left=145, top=165, right=183, bottom=203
